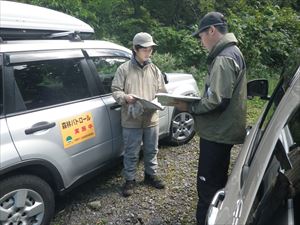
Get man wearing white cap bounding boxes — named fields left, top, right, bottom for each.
left=112, top=32, right=167, bottom=197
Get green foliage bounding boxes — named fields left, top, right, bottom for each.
left=19, top=0, right=299, bottom=80
left=143, top=0, right=200, bottom=28
left=151, top=53, right=181, bottom=73
left=22, top=0, right=97, bottom=26
left=247, top=64, right=281, bottom=81
left=151, top=26, right=208, bottom=77
left=247, top=97, right=266, bottom=125
left=86, top=0, right=126, bottom=38
left=227, top=2, right=300, bottom=77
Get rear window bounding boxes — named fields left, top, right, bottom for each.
left=13, top=58, right=91, bottom=110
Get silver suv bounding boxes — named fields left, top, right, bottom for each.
left=0, top=1, right=199, bottom=224
left=207, top=51, right=300, bottom=225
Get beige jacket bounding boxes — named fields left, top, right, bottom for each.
left=111, top=57, right=166, bottom=128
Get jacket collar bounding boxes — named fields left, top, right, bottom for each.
left=207, top=33, right=238, bottom=65
left=131, top=56, right=152, bottom=68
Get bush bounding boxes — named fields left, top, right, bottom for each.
left=24, top=0, right=299, bottom=81
left=152, top=26, right=206, bottom=69
left=151, top=53, right=181, bottom=73
left=227, top=2, right=300, bottom=78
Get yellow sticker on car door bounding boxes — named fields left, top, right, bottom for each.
left=60, top=112, right=96, bottom=148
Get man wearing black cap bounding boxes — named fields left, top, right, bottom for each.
left=174, top=12, right=247, bottom=225
left=112, top=32, right=167, bottom=197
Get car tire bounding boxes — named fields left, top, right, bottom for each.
left=166, top=109, right=195, bottom=145
left=286, top=147, right=300, bottom=195
left=0, top=174, right=55, bottom=225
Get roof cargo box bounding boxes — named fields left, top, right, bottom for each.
left=0, top=0, right=94, bottom=40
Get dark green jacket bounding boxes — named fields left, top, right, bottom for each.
left=189, top=33, right=247, bottom=144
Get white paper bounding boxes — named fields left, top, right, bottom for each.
left=155, top=93, right=201, bottom=106
left=132, top=95, right=165, bottom=110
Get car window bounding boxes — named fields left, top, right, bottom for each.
left=246, top=149, right=282, bottom=225
left=260, top=80, right=285, bottom=131
left=13, top=58, right=91, bottom=110
left=246, top=106, right=300, bottom=225
left=91, top=57, right=127, bottom=94
left=288, top=107, right=300, bottom=147
left=0, top=65, right=3, bottom=115
left=246, top=79, right=285, bottom=166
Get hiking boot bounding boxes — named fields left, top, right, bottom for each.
left=144, top=174, right=165, bottom=189
left=122, top=180, right=136, bottom=197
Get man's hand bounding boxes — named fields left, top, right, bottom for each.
left=125, top=94, right=137, bottom=104
left=174, top=100, right=189, bottom=112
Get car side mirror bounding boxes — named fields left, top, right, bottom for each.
left=162, top=72, right=169, bottom=84
left=247, top=79, right=270, bottom=100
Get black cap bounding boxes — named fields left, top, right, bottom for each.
left=192, top=12, right=227, bottom=37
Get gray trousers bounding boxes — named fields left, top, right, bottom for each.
left=122, top=126, right=159, bottom=181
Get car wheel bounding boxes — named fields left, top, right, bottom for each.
left=0, top=174, right=55, bottom=225
left=166, top=109, right=195, bottom=145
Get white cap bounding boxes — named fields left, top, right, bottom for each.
left=132, top=32, right=157, bottom=47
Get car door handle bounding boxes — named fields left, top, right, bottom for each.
left=211, top=190, right=225, bottom=207
left=110, top=104, right=121, bottom=110
left=25, top=122, right=56, bottom=135
left=207, top=190, right=225, bottom=225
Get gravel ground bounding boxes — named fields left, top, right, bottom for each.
left=50, top=136, right=240, bottom=225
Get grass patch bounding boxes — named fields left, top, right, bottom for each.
left=247, top=97, right=266, bottom=125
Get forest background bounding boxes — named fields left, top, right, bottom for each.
left=17, top=0, right=300, bottom=120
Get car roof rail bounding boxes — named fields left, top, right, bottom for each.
left=45, top=31, right=85, bottom=41
left=0, top=28, right=94, bottom=41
